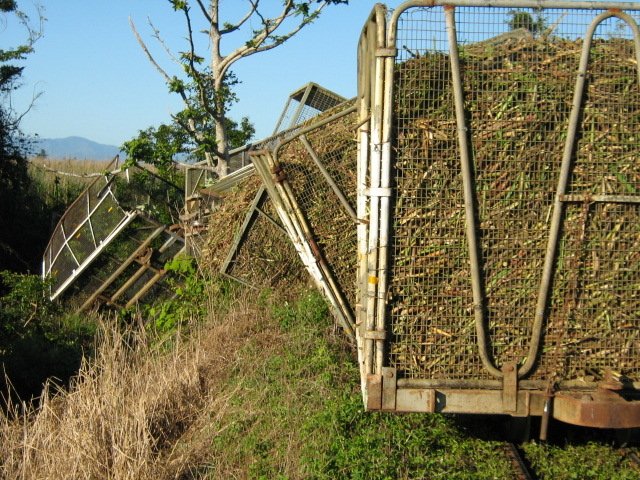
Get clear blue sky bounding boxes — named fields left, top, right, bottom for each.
left=5, top=1, right=404, bottom=148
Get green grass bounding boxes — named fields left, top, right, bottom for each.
left=189, top=288, right=640, bottom=479
left=192, top=289, right=516, bottom=479
left=523, top=441, right=640, bottom=480
left=3, top=283, right=640, bottom=479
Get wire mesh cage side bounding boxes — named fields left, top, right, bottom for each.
left=251, top=148, right=356, bottom=339
left=43, top=163, right=185, bottom=306
left=221, top=190, right=307, bottom=290
left=373, top=3, right=640, bottom=384
left=272, top=83, right=347, bottom=135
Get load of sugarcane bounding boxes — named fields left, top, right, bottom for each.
left=201, top=175, right=305, bottom=289
left=388, top=34, right=640, bottom=381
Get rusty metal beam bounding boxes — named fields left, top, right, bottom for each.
left=79, top=225, right=166, bottom=311
left=371, top=385, right=640, bottom=429
left=125, top=269, right=166, bottom=308
left=554, top=391, right=640, bottom=429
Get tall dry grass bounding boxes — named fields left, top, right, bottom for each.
left=0, top=289, right=267, bottom=480
left=29, top=157, right=117, bottom=176
left=28, top=157, right=117, bottom=200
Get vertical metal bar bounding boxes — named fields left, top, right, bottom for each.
left=364, top=8, right=387, bottom=376
left=357, top=6, right=385, bottom=399
left=521, top=10, right=640, bottom=377
left=291, top=84, right=313, bottom=129
left=445, top=6, right=501, bottom=378
left=376, top=20, right=396, bottom=376
left=220, top=187, right=267, bottom=278
left=299, top=134, right=357, bottom=221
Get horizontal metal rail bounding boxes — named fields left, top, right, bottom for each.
left=560, top=194, right=640, bottom=204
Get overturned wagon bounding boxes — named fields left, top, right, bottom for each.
left=356, top=1, right=640, bottom=432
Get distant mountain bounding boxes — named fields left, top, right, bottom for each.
left=33, top=136, right=122, bottom=160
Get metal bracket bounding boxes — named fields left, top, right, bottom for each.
left=271, top=165, right=287, bottom=183
left=382, top=367, right=397, bottom=411
left=366, top=374, right=383, bottom=410
left=363, top=330, right=387, bottom=341
left=364, top=187, right=392, bottom=197
left=376, top=47, right=397, bottom=58
left=502, top=362, right=518, bottom=413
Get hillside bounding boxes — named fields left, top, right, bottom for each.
left=33, top=136, right=121, bottom=160
left=1, top=283, right=639, bottom=479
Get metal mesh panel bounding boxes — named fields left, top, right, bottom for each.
left=91, top=194, right=125, bottom=242
left=198, top=173, right=305, bottom=289
left=275, top=101, right=358, bottom=309
left=543, top=28, right=640, bottom=380
left=200, top=176, right=262, bottom=272
left=224, top=196, right=305, bottom=288
left=387, top=5, right=640, bottom=382
left=43, top=164, right=184, bottom=307
left=273, top=83, right=347, bottom=134
left=45, top=174, right=128, bottom=294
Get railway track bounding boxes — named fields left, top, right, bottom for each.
left=504, top=443, right=536, bottom=480
left=505, top=443, right=640, bottom=479
left=621, top=448, right=640, bottom=472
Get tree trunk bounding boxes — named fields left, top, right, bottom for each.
left=210, top=1, right=228, bottom=178
left=214, top=116, right=229, bottom=178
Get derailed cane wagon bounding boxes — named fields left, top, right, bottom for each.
left=356, top=1, right=640, bottom=434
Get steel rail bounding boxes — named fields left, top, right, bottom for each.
left=388, top=0, right=640, bottom=39
left=505, top=443, right=536, bottom=480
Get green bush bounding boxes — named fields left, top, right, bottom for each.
left=145, top=256, right=219, bottom=337
left=0, top=271, right=95, bottom=402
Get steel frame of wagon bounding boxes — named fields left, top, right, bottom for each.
left=357, top=0, right=640, bottom=432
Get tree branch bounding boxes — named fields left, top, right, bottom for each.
left=130, top=18, right=174, bottom=86
left=194, top=0, right=212, bottom=24
left=219, top=0, right=258, bottom=35
left=8, top=86, right=42, bottom=127
left=148, top=17, right=182, bottom=69
left=216, top=1, right=327, bottom=81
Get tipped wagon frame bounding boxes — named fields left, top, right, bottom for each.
left=356, top=1, right=640, bottom=433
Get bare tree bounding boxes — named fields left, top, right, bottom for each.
left=130, top=0, right=348, bottom=178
